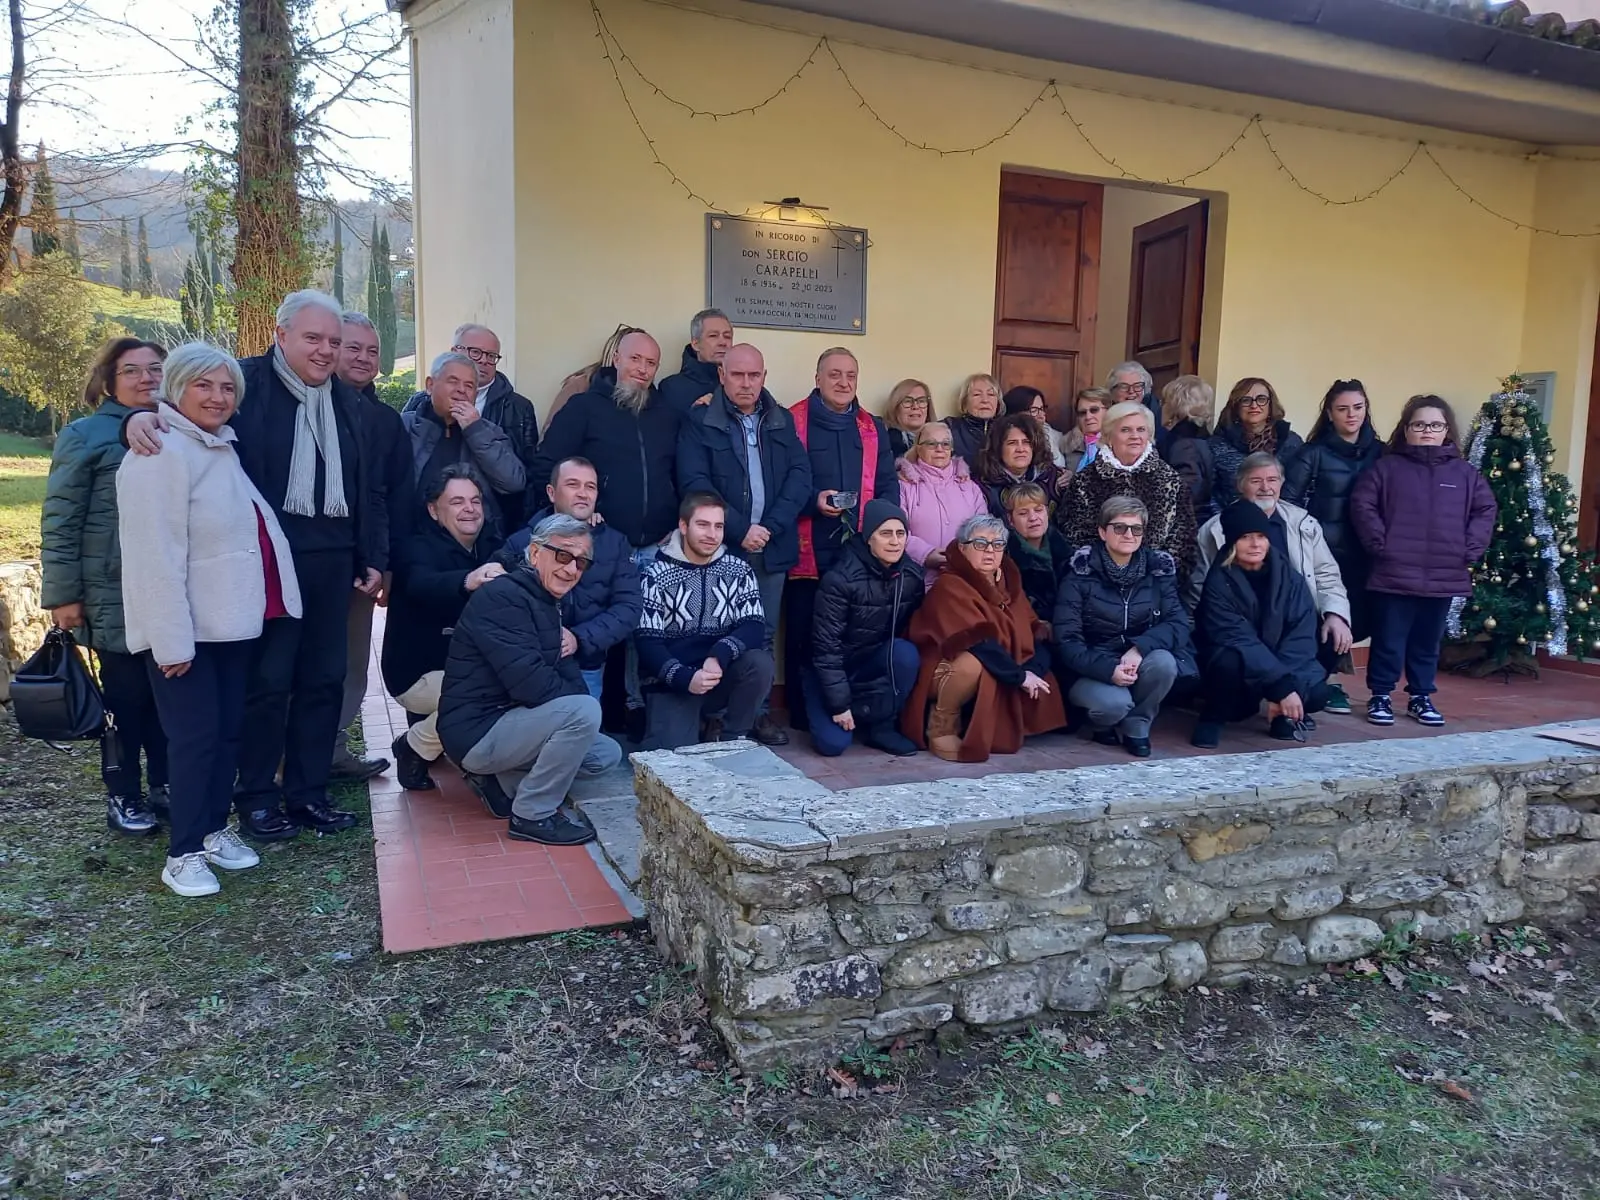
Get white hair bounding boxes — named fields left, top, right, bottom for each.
left=275, top=289, right=343, bottom=330
left=1104, top=360, right=1154, bottom=392
left=158, top=341, right=245, bottom=410
left=341, top=310, right=377, bottom=332
left=451, top=322, right=497, bottom=344
left=429, top=350, right=477, bottom=379
left=957, top=513, right=1008, bottom=545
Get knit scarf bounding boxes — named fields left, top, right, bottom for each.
left=1093, top=540, right=1147, bottom=589
left=1246, top=425, right=1278, bottom=456
left=271, top=345, right=349, bottom=519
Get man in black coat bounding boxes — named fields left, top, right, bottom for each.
left=330, top=311, right=414, bottom=782
left=384, top=466, right=506, bottom=791
left=657, top=308, right=732, bottom=415
left=124, top=289, right=375, bottom=839
left=676, top=343, right=810, bottom=746
left=438, top=514, right=622, bottom=847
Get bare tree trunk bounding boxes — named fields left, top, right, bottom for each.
left=0, top=0, right=26, bottom=289
left=232, top=0, right=307, bottom=354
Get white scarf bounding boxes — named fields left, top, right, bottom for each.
left=271, top=345, right=349, bottom=519
left=1101, top=443, right=1153, bottom=473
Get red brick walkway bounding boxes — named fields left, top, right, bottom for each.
left=361, top=615, right=637, bottom=953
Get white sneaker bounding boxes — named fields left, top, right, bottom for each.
left=162, top=853, right=221, bottom=897
left=202, top=826, right=260, bottom=871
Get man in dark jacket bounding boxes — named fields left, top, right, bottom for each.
left=438, top=514, right=622, bottom=846
left=657, top=308, right=732, bottom=414
left=677, top=343, right=810, bottom=746
left=402, top=351, right=528, bottom=540
left=637, top=493, right=774, bottom=750
left=330, top=311, right=414, bottom=782
left=502, top=457, right=643, bottom=702
left=383, top=466, right=506, bottom=791
left=784, top=346, right=899, bottom=730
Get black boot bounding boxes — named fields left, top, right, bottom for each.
left=146, top=785, right=171, bottom=820
left=107, top=794, right=159, bottom=836
left=462, top=772, right=512, bottom=819
left=239, top=806, right=301, bottom=841
left=391, top=733, right=438, bottom=791
left=862, top=722, right=917, bottom=757
left=288, top=800, right=360, bottom=835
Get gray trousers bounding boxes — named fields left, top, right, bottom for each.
left=1067, top=648, right=1179, bottom=739
left=645, top=650, right=775, bottom=751
left=460, top=694, right=623, bottom=821
left=333, top=591, right=377, bottom=766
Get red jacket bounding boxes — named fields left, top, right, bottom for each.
left=1349, top=443, right=1497, bottom=598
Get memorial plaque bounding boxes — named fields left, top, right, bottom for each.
left=706, top=214, right=867, bottom=335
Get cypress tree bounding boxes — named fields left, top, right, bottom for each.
left=366, top=216, right=379, bottom=317
left=376, top=225, right=397, bottom=376
left=331, top=210, right=344, bottom=306
left=194, top=232, right=215, bottom=334
left=63, top=214, right=81, bottom=267
left=29, top=145, right=61, bottom=257
left=137, top=216, right=154, bottom=298
left=119, top=217, right=133, bottom=295
left=181, top=257, right=200, bottom=332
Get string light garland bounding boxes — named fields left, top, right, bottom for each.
left=592, top=0, right=1600, bottom=238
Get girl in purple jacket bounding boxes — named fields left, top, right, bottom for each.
left=1349, top=395, right=1497, bottom=727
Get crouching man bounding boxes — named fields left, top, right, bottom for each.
left=436, top=513, right=622, bottom=846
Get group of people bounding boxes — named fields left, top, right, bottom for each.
left=40, top=296, right=1499, bottom=896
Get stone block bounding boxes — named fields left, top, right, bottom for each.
left=941, top=845, right=987, bottom=886
left=954, top=967, right=1046, bottom=1025
left=1209, top=923, right=1275, bottom=963
left=1105, top=897, right=1153, bottom=927
left=864, top=1004, right=953, bottom=1041
left=1412, top=913, right=1471, bottom=942
left=1437, top=883, right=1525, bottom=927
left=882, top=937, right=1002, bottom=988
left=991, top=845, right=1085, bottom=897
left=936, top=899, right=1013, bottom=932
left=852, top=870, right=946, bottom=904
left=1090, top=838, right=1168, bottom=870
left=1006, top=918, right=1107, bottom=963
left=1150, top=876, right=1231, bottom=928
left=1581, top=814, right=1600, bottom=840
left=1336, top=819, right=1411, bottom=859
left=1444, top=777, right=1500, bottom=819
left=1520, top=878, right=1569, bottom=904
left=1271, top=934, right=1307, bottom=966
left=1522, top=841, right=1600, bottom=884
left=1346, top=873, right=1448, bottom=909
left=1203, top=849, right=1341, bottom=888
left=833, top=903, right=933, bottom=948
left=1162, top=941, right=1208, bottom=991
left=720, top=955, right=882, bottom=1017
left=726, top=867, right=850, bottom=909
left=1045, top=951, right=1112, bottom=1012
left=1118, top=960, right=1167, bottom=992
left=1273, top=882, right=1344, bottom=921
left=1305, top=915, right=1384, bottom=964
left=1559, top=773, right=1600, bottom=799
left=1182, top=823, right=1271, bottom=862
left=0, top=562, right=47, bottom=703
left=1527, top=805, right=1581, bottom=840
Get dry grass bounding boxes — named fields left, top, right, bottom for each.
left=0, top=432, right=50, bottom=562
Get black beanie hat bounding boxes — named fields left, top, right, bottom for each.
left=1220, top=500, right=1274, bottom=547
left=860, top=498, right=908, bottom=540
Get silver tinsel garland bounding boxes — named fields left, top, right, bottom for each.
left=1447, top=386, right=1569, bottom=655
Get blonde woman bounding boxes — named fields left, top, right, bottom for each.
left=1161, top=374, right=1217, bottom=521
left=897, top=421, right=989, bottom=586
left=947, top=373, right=1000, bottom=470
left=884, top=378, right=935, bottom=459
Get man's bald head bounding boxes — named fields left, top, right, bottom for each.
left=720, top=342, right=767, bottom=413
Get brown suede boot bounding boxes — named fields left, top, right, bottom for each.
left=926, top=657, right=979, bottom=761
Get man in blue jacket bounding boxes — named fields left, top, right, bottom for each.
left=676, top=343, right=809, bottom=745
left=637, top=493, right=774, bottom=750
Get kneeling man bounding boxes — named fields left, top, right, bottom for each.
left=437, top=513, right=622, bottom=846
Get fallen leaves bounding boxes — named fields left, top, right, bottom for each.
left=1425, top=1010, right=1453, bottom=1026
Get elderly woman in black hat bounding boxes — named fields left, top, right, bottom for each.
left=1191, top=501, right=1328, bottom=749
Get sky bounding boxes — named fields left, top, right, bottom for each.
left=22, top=0, right=413, bottom=200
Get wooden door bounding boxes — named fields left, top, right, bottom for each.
left=992, top=172, right=1101, bottom=426
left=1126, top=200, right=1208, bottom=396
left=1581, top=309, right=1600, bottom=548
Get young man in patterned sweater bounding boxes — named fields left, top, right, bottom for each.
left=637, top=492, right=775, bottom=749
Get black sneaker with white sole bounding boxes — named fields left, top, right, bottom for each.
left=1407, top=695, right=1445, bottom=727
left=508, top=808, right=597, bottom=847
left=1366, top=694, right=1395, bottom=726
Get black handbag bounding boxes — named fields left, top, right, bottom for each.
left=10, top=627, right=107, bottom=742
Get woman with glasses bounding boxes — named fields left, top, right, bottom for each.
left=903, top=513, right=1065, bottom=761
left=1059, top=387, right=1110, bottom=474
left=1002, top=385, right=1068, bottom=469
left=977, top=411, right=1067, bottom=518
left=898, top=421, right=990, bottom=588
left=1053, top=497, right=1194, bottom=757
left=1105, top=362, right=1165, bottom=453
left=947, top=373, right=1002, bottom=470
left=1209, top=378, right=1304, bottom=510
left=1349, top=395, right=1495, bottom=728
left=884, top=378, right=935, bottom=459
left=41, top=337, right=172, bottom=836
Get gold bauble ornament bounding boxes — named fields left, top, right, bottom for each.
left=1525, top=535, right=1539, bottom=548
left=1510, top=459, right=1523, bottom=471
left=1537, top=603, right=1547, bottom=614
left=1579, top=600, right=1590, bottom=612
left=1592, top=584, right=1599, bottom=595
left=1517, top=634, right=1528, bottom=645
left=1484, top=616, right=1498, bottom=630
left=1491, top=469, right=1503, bottom=479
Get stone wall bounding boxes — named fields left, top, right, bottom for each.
left=633, top=728, right=1600, bottom=1071
left=0, top=562, right=48, bottom=703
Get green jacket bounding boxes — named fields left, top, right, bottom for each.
left=40, top=399, right=141, bottom=654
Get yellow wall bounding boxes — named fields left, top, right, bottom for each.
left=413, top=0, right=1600, bottom=474
left=1095, top=186, right=1201, bottom=386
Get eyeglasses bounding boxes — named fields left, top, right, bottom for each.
left=963, top=537, right=1007, bottom=551
left=901, top=396, right=930, bottom=408
left=541, top=546, right=593, bottom=572
left=1110, top=381, right=1145, bottom=396
left=1407, top=420, right=1448, bottom=433
left=1106, top=522, right=1145, bottom=537
left=116, top=364, right=164, bottom=379
left=1239, top=395, right=1271, bottom=409
left=453, top=345, right=502, bottom=365
left=1028, top=404, right=1048, bottom=417
left=919, top=439, right=953, bottom=449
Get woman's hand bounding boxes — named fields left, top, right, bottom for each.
left=160, top=660, right=191, bottom=679
left=1113, top=646, right=1142, bottom=685
left=50, top=602, right=85, bottom=631
left=832, top=710, right=856, bottom=732
left=924, top=550, right=947, bottom=570
left=1020, top=671, right=1050, bottom=699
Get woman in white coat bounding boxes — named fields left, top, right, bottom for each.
left=119, top=342, right=302, bottom=898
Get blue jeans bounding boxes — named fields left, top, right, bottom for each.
left=581, top=667, right=604, bottom=701
left=805, top=638, right=920, bottom=757
left=625, top=544, right=661, bottom=709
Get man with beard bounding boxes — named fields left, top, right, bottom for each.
left=124, top=290, right=373, bottom=839
left=658, top=308, right=732, bottom=415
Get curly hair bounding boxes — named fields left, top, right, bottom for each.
left=977, top=412, right=1052, bottom=481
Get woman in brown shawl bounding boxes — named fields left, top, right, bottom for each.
left=902, top=513, right=1067, bottom=761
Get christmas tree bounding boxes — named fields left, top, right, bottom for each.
left=1447, top=374, right=1590, bottom=674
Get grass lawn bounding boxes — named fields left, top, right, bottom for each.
left=0, top=431, right=50, bottom=562
left=1, top=715, right=1597, bottom=1198
left=82, top=281, right=183, bottom=325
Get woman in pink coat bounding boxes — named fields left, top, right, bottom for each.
left=897, top=421, right=991, bottom=590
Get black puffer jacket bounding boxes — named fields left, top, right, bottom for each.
left=1195, top=552, right=1323, bottom=703
left=1052, top=545, right=1195, bottom=684
left=811, top=536, right=925, bottom=717
left=437, top=567, right=587, bottom=763
left=382, top=519, right=504, bottom=698
left=1209, top=418, right=1304, bottom=510
left=1006, top=525, right=1074, bottom=629
left=1164, top=419, right=1216, bottom=523
left=948, top=414, right=992, bottom=472
left=657, top=345, right=721, bottom=415
left=1282, top=426, right=1383, bottom=567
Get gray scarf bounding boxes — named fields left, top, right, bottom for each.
left=271, top=345, right=348, bottom=519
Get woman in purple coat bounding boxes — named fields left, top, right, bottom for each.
left=1349, top=395, right=1496, bottom=728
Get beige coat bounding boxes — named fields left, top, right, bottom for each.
left=118, top=404, right=302, bottom=668
left=1189, top=498, right=1350, bottom=622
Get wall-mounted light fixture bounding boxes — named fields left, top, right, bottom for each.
left=763, top=197, right=829, bottom=222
